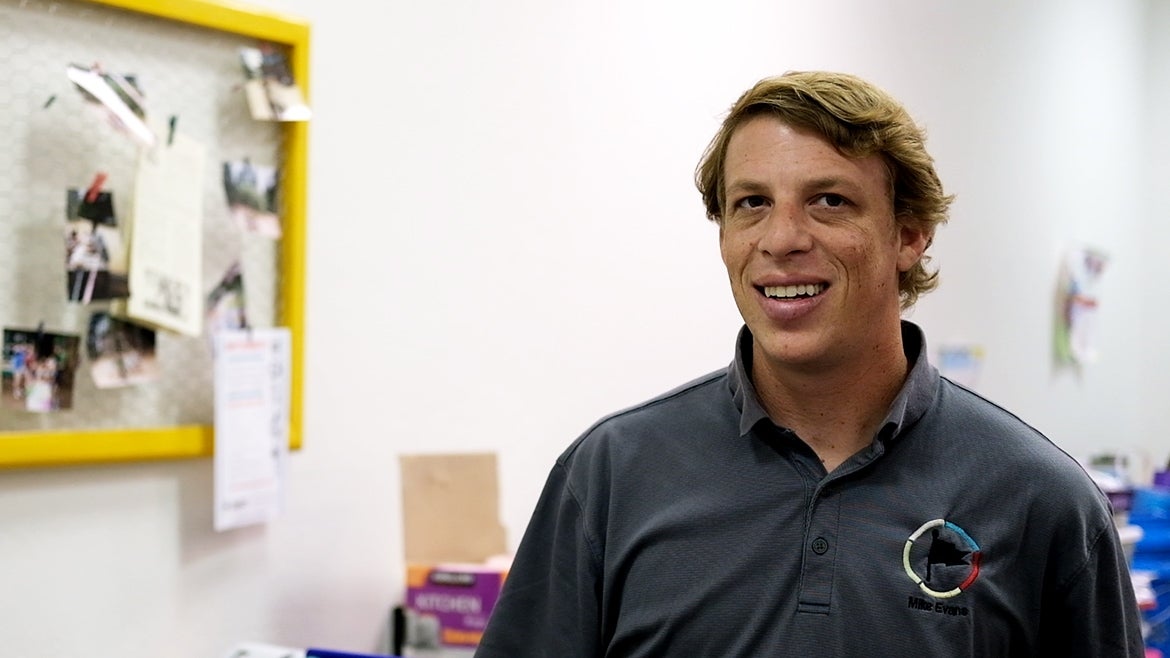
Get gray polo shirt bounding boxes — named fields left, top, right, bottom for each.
left=476, top=322, right=1143, bottom=657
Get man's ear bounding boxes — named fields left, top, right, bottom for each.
left=897, top=223, right=931, bottom=273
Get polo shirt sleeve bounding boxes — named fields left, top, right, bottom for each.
left=1037, top=519, right=1145, bottom=656
left=475, top=460, right=602, bottom=658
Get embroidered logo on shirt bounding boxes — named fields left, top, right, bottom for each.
left=902, top=519, right=982, bottom=599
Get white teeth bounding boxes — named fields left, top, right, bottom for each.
left=763, top=284, right=825, bottom=299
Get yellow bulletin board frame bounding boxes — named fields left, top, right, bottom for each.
left=0, top=0, right=310, bottom=468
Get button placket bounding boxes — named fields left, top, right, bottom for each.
left=797, top=487, right=842, bottom=614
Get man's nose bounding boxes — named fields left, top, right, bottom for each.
left=756, top=205, right=814, bottom=257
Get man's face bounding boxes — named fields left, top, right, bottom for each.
left=718, top=115, right=927, bottom=373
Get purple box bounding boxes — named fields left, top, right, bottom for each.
left=1107, top=488, right=1135, bottom=513
left=405, top=563, right=508, bottom=648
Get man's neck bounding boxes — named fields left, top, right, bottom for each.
left=751, top=333, right=910, bottom=471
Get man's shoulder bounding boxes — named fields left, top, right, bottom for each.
left=594, top=368, right=729, bottom=429
left=559, top=368, right=731, bottom=457
left=930, top=377, right=1096, bottom=483
left=934, top=376, right=1046, bottom=438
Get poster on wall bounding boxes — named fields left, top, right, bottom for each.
left=1055, top=246, right=1108, bottom=367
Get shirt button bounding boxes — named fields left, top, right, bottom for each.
left=811, top=537, right=829, bottom=555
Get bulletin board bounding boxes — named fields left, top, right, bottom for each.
left=0, top=0, right=310, bottom=467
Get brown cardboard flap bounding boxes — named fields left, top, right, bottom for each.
left=399, top=452, right=507, bottom=564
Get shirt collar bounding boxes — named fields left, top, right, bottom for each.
left=727, top=321, right=938, bottom=440
left=729, top=326, right=771, bottom=436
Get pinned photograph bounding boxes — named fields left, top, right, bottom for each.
left=223, top=159, right=281, bottom=238
left=1, top=327, right=81, bottom=413
left=67, top=63, right=155, bottom=147
left=86, top=312, right=159, bottom=389
left=239, top=45, right=311, bottom=122
left=207, top=261, right=249, bottom=336
left=65, top=185, right=130, bottom=303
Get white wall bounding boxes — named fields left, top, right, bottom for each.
left=0, top=1, right=1165, bottom=655
left=1140, top=0, right=1170, bottom=467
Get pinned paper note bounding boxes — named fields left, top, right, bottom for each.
left=127, top=128, right=205, bottom=335
left=213, top=328, right=291, bottom=531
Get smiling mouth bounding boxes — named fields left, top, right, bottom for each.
left=761, top=283, right=826, bottom=299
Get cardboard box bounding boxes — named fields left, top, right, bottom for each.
left=399, top=453, right=510, bottom=656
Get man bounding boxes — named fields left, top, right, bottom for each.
left=476, top=71, right=1143, bottom=656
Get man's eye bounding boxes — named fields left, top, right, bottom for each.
left=736, top=195, right=769, bottom=210
left=815, top=193, right=849, bottom=208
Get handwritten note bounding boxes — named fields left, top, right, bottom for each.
left=127, top=131, right=204, bottom=335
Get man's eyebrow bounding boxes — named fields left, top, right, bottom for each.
left=804, top=176, right=860, bottom=192
left=726, top=176, right=859, bottom=195
left=724, top=179, right=769, bottom=196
